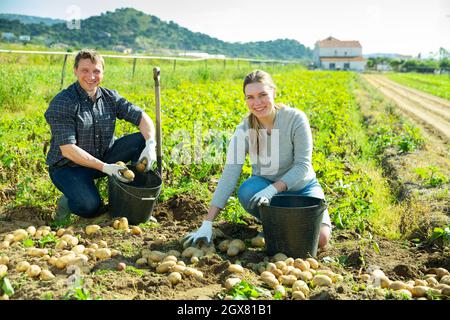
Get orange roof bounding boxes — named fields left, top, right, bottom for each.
left=316, top=36, right=362, bottom=48
left=320, top=57, right=366, bottom=62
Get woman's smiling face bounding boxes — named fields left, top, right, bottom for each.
left=244, top=82, right=276, bottom=120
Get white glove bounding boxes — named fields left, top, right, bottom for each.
left=102, top=163, right=130, bottom=183
left=248, top=184, right=278, bottom=209
left=182, top=220, right=213, bottom=246
left=138, top=139, right=157, bottom=172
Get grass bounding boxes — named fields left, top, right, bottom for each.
left=387, top=72, right=450, bottom=100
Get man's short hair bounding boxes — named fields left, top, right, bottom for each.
left=74, top=49, right=105, bottom=70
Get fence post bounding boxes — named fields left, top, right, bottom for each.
left=223, top=59, right=226, bottom=69
left=173, top=59, right=176, bottom=71
left=60, top=54, right=68, bottom=90
left=237, top=59, right=240, bottom=69
left=132, top=58, right=137, bottom=79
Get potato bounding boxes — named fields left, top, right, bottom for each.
left=317, top=269, right=336, bottom=282
left=200, top=244, right=216, bottom=255
left=56, top=240, right=68, bottom=250
left=292, top=280, right=310, bottom=296
left=251, top=236, right=265, bottom=248
left=266, top=263, right=277, bottom=272
left=273, top=253, right=288, bottom=262
left=94, top=248, right=112, bottom=260
left=279, top=275, right=297, bottom=286
left=218, top=240, right=231, bottom=253
left=61, top=234, right=78, bottom=246
left=0, top=241, right=10, bottom=249
left=306, top=258, right=319, bottom=269
left=389, top=281, right=408, bottom=291
left=40, top=270, right=55, bottom=281
left=294, top=259, right=310, bottom=271
left=56, top=228, right=66, bottom=237
left=136, top=258, right=147, bottom=266
left=183, top=267, right=198, bottom=276
left=26, top=265, right=41, bottom=278
left=48, top=257, right=58, bottom=266
left=190, top=256, right=199, bottom=264
left=121, top=169, right=135, bottom=181
left=284, top=257, right=294, bottom=266
left=98, top=240, right=108, bottom=248
left=168, top=272, right=182, bottom=285
left=118, top=217, right=129, bottom=230
left=147, top=250, right=166, bottom=263
left=13, top=229, right=28, bottom=242
left=171, top=265, right=186, bottom=273
left=85, top=225, right=101, bottom=235
left=271, top=268, right=283, bottom=278
left=157, top=261, right=177, bottom=273
left=0, top=256, right=9, bottom=265
left=136, top=158, right=147, bottom=173
left=274, top=261, right=287, bottom=270
left=111, top=249, right=120, bottom=257
left=116, top=161, right=126, bottom=166
left=113, top=220, right=120, bottom=229
left=177, top=260, right=186, bottom=267
left=298, top=271, right=314, bottom=282
left=4, top=234, right=14, bottom=242
left=117, top=262, right=126, bottom=271
left=313, top=275, right=333, bottom=287
left=426, top=277, right=439, bottom=287
left=291, top=291, right=306, bottom=300
left=27, top=248, right=48, bottom=257
left=261, top=271, right=276, bottom=280
left=229, top=239, right=246, bottom=252
left=16, top=261, right=31, bottom=272
left=0, top=265, right=7, bottom=277
left=228, top=264, right=244, bottom=274
left=131, top=226, right=142, bottom=235
left=163, top=255, right=178, bottom=263
left=262, top=276, right=279, bottom=288
left=440, top=275, right=450, bottom=285
left=361, top=274, right=371, bottom=282
left=441, top=286, right=450, bottom=296
left=71, top=245, right=85, bottom=255
left=225, top=277, right=241, bottom=290
left=288, top=268, right=303, bottom=279
left=26, top=226, right=37, bottom=237
left=411, top=286, right=430, bottom=298
left=226, top=245, right=240, bottom=257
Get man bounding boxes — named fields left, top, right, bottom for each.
left=45, top=49, right=156, bottom=222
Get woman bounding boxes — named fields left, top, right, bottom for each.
left=183, top=70, right=331, bottom=248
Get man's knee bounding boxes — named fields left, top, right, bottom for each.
left=72, top=196, right=101, bottom=217
left=318, top=225, right=331, bottom=248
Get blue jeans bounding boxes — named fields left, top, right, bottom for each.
left=237, top=176, right=332, bottom=228
left=49, top=133, right=145, bottom=218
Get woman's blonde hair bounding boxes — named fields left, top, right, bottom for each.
left=243, top=70, right=284, bottom=155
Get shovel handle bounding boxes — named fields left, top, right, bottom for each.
left=153, top=67, right=162, bottom=176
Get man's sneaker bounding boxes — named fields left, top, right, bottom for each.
left=55, top=195, right=72, bottom=222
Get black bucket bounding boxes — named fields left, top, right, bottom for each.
left=259, top=195, right=326, bottom=258
left=108, top=164, right=162, bottom=225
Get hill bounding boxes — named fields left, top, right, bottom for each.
left=0, top=13, right=65, bottom=26
left=0, top=8, right=312, bottom=60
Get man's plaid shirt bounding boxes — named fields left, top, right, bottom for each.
left=44, top=81, right=143, bottom=167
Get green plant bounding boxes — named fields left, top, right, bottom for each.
left=63, top=278, right=100, bottom=300
left=428, top=226, right=450, bottom=247
left=22, top=238, right=35, bottom=247
left=38, top=233, right=58, bottom=248
left=414, top=166, right=448, bottom=187
left=219, top=197, right=247, bottom=225
left=0, top=276, right=14, bottom=297
left=226, top=280, right=270, bottom=300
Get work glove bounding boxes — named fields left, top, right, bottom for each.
left=138, top=139, right=157, bottom=172
left=182, top=220, right=213, bottom=247
left=102, top=163, right=130, bottom=183
left=248, top=184, right=278, bottom=209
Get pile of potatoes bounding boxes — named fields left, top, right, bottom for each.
left=137, top=249, right=205, bottom=285
left=359, top=267, right=450, bottom=299
left=111, top=217, right=142, bottom=235
left=250, top=254, right=341, bottom=300
left=0, top=224, right=123, bottom=283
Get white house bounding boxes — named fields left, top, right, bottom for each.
left=314, top=36, right=366, bottom=71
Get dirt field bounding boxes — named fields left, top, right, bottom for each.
left=0, top=191, right=449, bottom=301
left=363, top=75, right=450, bottom=143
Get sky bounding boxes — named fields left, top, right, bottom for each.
left=0, top=0, right=449, bottom=56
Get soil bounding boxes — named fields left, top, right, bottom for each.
left=1, top=192, right=449, bottom=300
